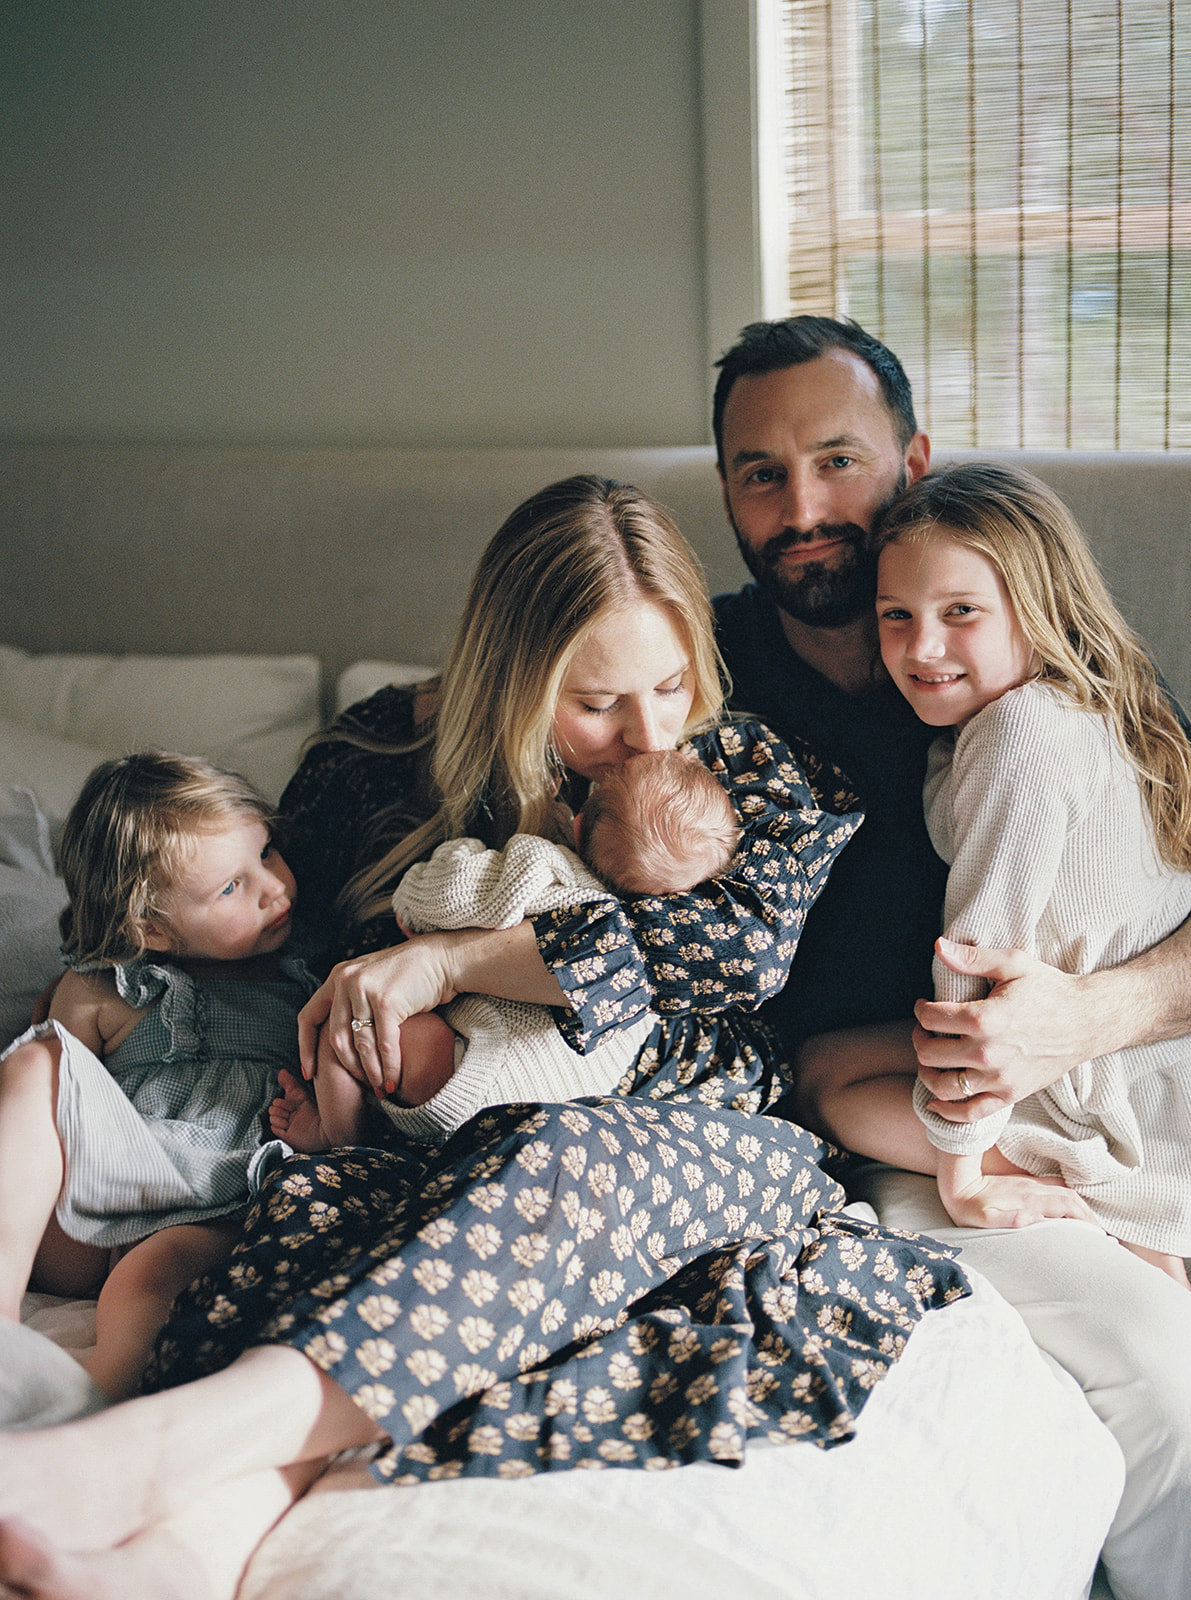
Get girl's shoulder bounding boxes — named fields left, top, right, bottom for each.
left=945, top=687, right=1113, bottom=822
left=104, top=951, right=182, bottom=1010
left=53, top=962, right=119, bottom=1007
left=961, top=681, right=1103, bottom=760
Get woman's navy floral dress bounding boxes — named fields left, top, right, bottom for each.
left=146, top=694, right=969, bottom=1481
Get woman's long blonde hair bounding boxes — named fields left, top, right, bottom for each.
left=875, top=460, right=1191, bottom=870
left=345, top=474, right=727, bottom=920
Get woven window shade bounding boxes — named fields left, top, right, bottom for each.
left=775, top=0, right=1191, bottom=448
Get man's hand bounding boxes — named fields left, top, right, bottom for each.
left=914, top=937, right=1095, bottom=1123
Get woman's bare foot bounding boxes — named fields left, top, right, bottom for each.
left=1121, top=1239, right=1191, bottom=1288
left=0, top=1407, right=167, bottom=1551
left=267, top=1069, right=330, bottom=1152
left=0, top=1518, right=210, bottom=1600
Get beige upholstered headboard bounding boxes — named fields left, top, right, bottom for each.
left=2, top=443, right=1188, bottom=710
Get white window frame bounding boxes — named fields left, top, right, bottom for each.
left=699, top=0, right=789, bottom=431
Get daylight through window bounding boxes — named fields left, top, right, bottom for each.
left=772, top=0, right=1191, bottom=448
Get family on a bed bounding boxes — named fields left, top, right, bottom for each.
left=1, top=316, right=1189, bottom=1600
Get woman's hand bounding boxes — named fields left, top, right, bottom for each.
left=299, top=933, right=460, bottom=1098
left=300, top=921, right=569, bottom=1099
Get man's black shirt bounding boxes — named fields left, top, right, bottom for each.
left=715, top=583, right=950, bottom=1047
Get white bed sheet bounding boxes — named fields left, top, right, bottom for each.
left=231, top=1268, right=1122, bottom=1600
left=14, top=1266, right=1118, bottom=1600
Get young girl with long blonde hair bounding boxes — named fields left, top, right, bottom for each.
left=822, top=460, right=1191, bottom=1285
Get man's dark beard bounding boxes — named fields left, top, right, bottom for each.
left=731, top=469, right=907, bottom=629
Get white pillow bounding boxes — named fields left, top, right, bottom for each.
left=0, top=722, right=112, bottom=837
left=0, top=784, right=58, bottom=876
left=335, top=661, right=437, bottom=716
left=0, top=863, right=69, bottom=1049
left=0, top=648, right=321, bottom=804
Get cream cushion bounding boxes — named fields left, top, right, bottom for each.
left=0, top=646, right=321, bottom=807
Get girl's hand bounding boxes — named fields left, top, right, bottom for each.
left=298, top=934, right=460, bottom=1098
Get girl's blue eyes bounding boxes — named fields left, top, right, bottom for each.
left=879, top=606, right=978, bottom=623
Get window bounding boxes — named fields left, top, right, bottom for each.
left=767, top=0, right=1191, bottom=448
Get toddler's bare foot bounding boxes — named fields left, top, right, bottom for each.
left=1121, top=1240, right=1191, bottom=1288
left=267, top=1069, right=329, bottom=1153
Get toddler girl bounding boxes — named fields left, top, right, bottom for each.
left=0, top=752, right=314, bottom=1395
left=825, top=461, right=1191, bottom=1285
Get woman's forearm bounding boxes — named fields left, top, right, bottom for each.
left=299, top=922, right=569, bottom=1097
left=440, top=921, right=570, bottom=1009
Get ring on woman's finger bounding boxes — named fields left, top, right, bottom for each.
left=351, top=1017, right=375, bottom=1033
left=957, top=1069, right=973, bottom=1098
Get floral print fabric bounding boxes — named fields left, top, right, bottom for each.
left=146, top=1097, right=969, bottom=1479
left=147, top=702, right=970, bottom=1481
left=533, top=718, right=865, bottom=1056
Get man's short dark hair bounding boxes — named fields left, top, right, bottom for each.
left=712, top=315, right=918, bottom=471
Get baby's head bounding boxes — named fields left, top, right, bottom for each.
left=58, top=752, right=286, bottom=965
left=577, top=748, right=740, bottom=896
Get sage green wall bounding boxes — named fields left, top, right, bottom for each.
left=1, top=1, right=710, bottom=445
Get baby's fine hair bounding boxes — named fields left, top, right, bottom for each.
left=579, top=749, right=741, bottom=896
left=58, top=752, right=276, bottom=965
left=875, top=460, right=1191, bottom=870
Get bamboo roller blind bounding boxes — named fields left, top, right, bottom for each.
left=775, top=0, right=1190, bottom=448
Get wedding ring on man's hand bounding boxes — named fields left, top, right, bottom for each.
left=351, top=1017, right=375, bottom=1033
left=957, top=1070, right=973, bottom=1098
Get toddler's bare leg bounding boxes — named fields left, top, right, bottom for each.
left=85, top=1222, right=240, bottom=1400
left=29, top=1215, right=110, bottom=1303
left=0, top=1039, right=75, bottom=1318
left=0, top=1460, right=323, bottom=1600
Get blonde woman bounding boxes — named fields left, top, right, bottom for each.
left=821, top=461, right=1191, bottom=1284
left=0, top=475, right=970, bottom=1600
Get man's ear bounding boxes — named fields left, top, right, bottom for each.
left=905, top=431, right=931, bottom=485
